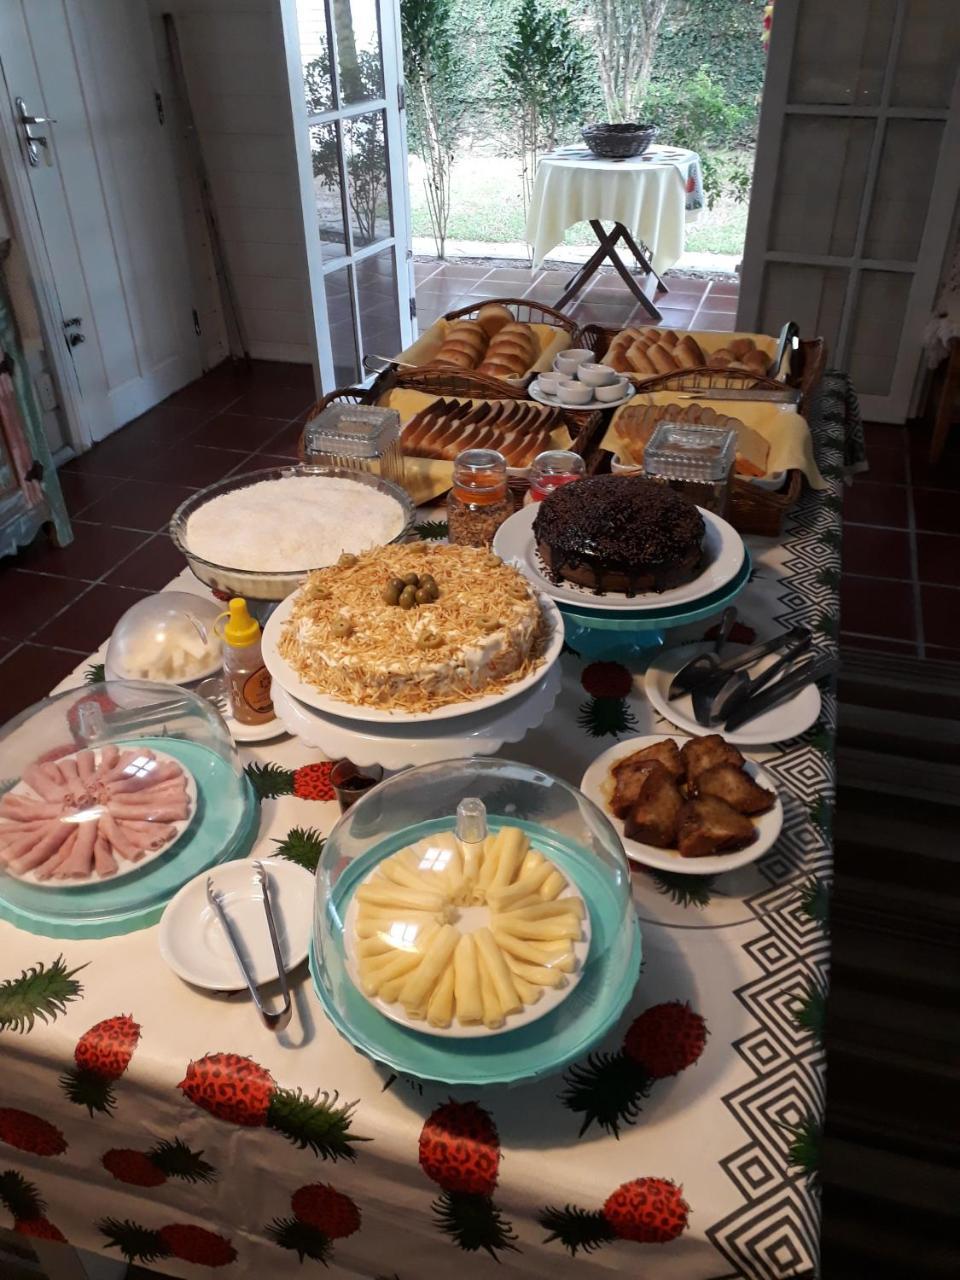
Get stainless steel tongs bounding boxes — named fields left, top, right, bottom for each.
left=206, top=862, right=292, bottom=1030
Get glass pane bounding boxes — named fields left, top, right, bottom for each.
left=789, top=0, right=895, bottom=105
left=847, top=271, right=911, bottom=395
left=344, top=110, right=392, bottom=248
left=769, top=117, right=874, bottom=257
left=892, top=0, right=960, bottom=107
left=309, top=123, right=348, bottom=261
left=356, top=248, right=402, bottom=359
left=864, top=120, right=945, bottom=261
left=758, top=264, right=848, bottom=359
left=325, top=266, right=360, bottom=385
left=331, top=0, right=383, bottom=106
left=298, top=2, right=335, bottom=114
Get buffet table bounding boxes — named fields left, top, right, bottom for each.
left=0, top=380, right=848, bottom=1280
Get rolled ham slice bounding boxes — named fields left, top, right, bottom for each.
left=75, top=750, right=98, bottom=790
left=110, top=802, right=188, bottom=824
left=99, top=812, right=145, bottom=862
left=34, top=828, right=78, bottom=881
left=93, top=829, right=117, bottom=877
left=0, top=795, right=63, bottom=821
left=9, top=820, right=73, bottom=874
left=54, top=818, right=98, bottom=879
left=107, top=762, right=183, bottom=794
left=21, top=764, right=67, bottom=804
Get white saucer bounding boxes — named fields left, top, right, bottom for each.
left=580, top=734, right=783, bottom=876
left=223, top=710, right=287, bottom=743
left=271, top=661, right=562, bottom=770
left=493, top=503, right=745, bottom=612
left=262, top=590, right=564, bottom=724
left=159, top=858, right=314, bottom=991
left=529, top=378, right=633, bottom=411
left=645, top=642, right=822, bottom=745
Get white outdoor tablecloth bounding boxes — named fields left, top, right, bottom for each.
left=525, top=145, right=704, bottom=273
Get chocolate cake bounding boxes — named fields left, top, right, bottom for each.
left=532, top=474, right=705, bottom=594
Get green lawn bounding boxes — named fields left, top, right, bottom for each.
left=408, top=154, right=749, bottom=257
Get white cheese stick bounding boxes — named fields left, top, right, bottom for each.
left=356, top=934, right=402, bottom=958
left=489, top=827, right=528, bottom=889
left=520, top=849, right=545, bottom=877
left=539, top=870, right=568, bottom=900
left=477, top=943, right=505, bottom=1029
left=354, top=911, right=439, bottom=939
left=497, top=897, right=585, bottom=923
left=356, top=883, right=447, bottom=913
left=359, top=948, right=424, bottom=996
left=475, top=831, right=504, bottom=898
left=453, top=933, right=483, bottom=1024
left=486, top=861, right=554, bottom=911
left=503, top=953, right=567, bottom=988
left=398, top=924, right=460, bottom=1016
left=509, top=971, right=542, bottom=1005
left=458, top=840, right=484, bottom=904
left=377, top=857, right=437, bottom=894
left=493, top=930, right=576, bottom=971
left=426, top=961, right=456, bottom=1028
left=494, top=915, right=581, bottom=941
left=473, top=927, right=522, bottom=1015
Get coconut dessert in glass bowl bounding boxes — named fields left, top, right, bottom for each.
left=170, top=465, right=416, bottom=602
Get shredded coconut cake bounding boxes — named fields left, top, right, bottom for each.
left=184, top=476, right=406, bottom=572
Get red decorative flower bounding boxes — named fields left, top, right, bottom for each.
left=580, top=662, right=632, bottom=700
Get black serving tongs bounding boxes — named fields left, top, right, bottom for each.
left=703, top=629, right=813, bottom=727
left=669, top=625, right=810, bottom=700
left=723, top=653, right=838, bottom=732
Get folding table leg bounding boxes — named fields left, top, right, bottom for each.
left=594, top=224, right=662, bottom=323
left=556, top=242, right=608, bottom=310
left=617, top=225, right=669, bottom=296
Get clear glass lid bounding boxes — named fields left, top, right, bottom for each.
left=105, top=592, right=222, bottom=685
left=313, top=756, right=633, bottom=1040
left=0, top=682, right=256, bottom=937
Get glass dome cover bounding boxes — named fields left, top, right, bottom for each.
left=311, top=756, right=641, bottom=1085
left=0, top=681, right=258, bottom=938
left=105, top=591, right=223, bottom=685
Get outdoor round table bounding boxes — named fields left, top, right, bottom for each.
left=525, top=143, right=704, bottom=320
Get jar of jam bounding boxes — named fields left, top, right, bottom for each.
left=525, top=449, right=586, bottom=504
left=447, top=449, right=514, bottom=547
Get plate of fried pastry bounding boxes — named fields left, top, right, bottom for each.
left=580, top=733, right=782, bottom=875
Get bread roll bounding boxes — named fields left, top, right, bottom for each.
left=648, top=343, right=678, bottom=375
left=707, top=348, right=734, bottom=369
left=436, top=349, right=476, bottom=369
left=478, top=359, right=524, bottom=379
left=740, top=349, right=770, bottom=376
left=440, top=340, right=483, bottom=365
left=656, top=330, right=679, bottom=347
left=476, top=304, right=514, bottom=338
left=675, top=335, right=705, bottom=368
left=608, top=347, right=632, bottom=373
left=728, top=337, right=756, bottom=359
left=627, top=342, right=658, bottom=376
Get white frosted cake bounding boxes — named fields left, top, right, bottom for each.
left=277, top=542, right=545, bottom=712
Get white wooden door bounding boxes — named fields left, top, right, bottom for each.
left=279, top=0, right=415, bottom=391
left=0, top=0, right=200, bottom=445
left=739, top=0, right=960, bottom=422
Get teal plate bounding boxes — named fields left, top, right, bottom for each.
left=309, top=818, right=642, bottom=1086
left=0, top=738, right=259, bottom=940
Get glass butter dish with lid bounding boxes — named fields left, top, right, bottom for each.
left=302, top=403, right=404, bottom=487
left=643, top=422, right=736, bottom=514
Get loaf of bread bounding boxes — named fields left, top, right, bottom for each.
left=614, top=400, right=771, bottom=477
left=435, top=319, right=489, bottom=370
left=603, top=327, right=775, bottom=380
left=476, top=320, right=538, bottom=379
left=476, top=303, right=514, bottom=338
left=401, top=396, right=561, bottom=467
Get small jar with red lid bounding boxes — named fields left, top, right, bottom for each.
left=525, top=449, right=586, bottom=504
left=446, top=448, right=514, bottom=547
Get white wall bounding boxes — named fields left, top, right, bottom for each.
left=148, top=0, right=313, bottom=365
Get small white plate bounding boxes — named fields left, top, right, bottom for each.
left=493, top=503, right=745, bottom=612
left=645, top=642, right=822, bottom=745
left=580, top=734, right=783, bottom=876
left=223, top=711, right=287, bottom=743
left=262, top=591, right=564, bottom=724
left=528, top=378, right=633, bottom=411
left=159, top=858, right=314, bottom=991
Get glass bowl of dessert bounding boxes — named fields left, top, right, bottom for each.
left=310, top=756, right=641, bottom=1084
left=169, top=464, right=416, bottom=602
left=0, top=681, right=258, bottom=938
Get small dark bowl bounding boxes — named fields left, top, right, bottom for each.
left=581, top=122, right=658, bottom=160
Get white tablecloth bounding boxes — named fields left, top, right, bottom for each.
left=525, top=145, right=703, bottom=273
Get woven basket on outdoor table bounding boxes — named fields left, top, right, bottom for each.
left=299, top=365, right=605, bottom=499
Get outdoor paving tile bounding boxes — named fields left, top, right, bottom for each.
left=840, top=574, right=916, bottom=641
left=704, top=279, right=741, bottom=297
left=14, top=522, right=147, bottom=581
left=428, top=264, right=489, bottom=280
left=913, top=488, right=960, bottom=535
left=693, top=309, right=739, bottom=331
left=920, top=584, right=960, bottom=648
left=843, top=525, right=912, bottom=580
left=0, top=645, right=84, bottom=723
left=80, top=480, right=200, bottom=532
left=483, top=268, right=544, bottom=283
left=34, top=583, right=149, bottom=651
left=842, top=481, right=909, bottom=528
left=107, top=536, right=185, bottom=591
left=916, top=532, right=960, bottom=585
left=1, top=571, right=89, bottom=642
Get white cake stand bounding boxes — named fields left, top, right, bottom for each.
left=271, top=663, right=562, bottom=769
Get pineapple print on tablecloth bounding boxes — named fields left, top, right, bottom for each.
left=99, top=1217, right=236, bottom=1268
left=179, top=1053, right=367, bottom=1158
left=0, top=955, right=85, bottom=1033
left=246, top=761, right=335, bottom=803
left=0, top=1170, right=67, bottom=1243
left=60, top=1014, right=141, bottom=1115
left=0, top=1109, right=67, bottom=1158
left=539, top=1177, right=690, bottom=1254
left=267, top=1182, right=361, bottom=1264
left=102, top=1138, right=216, bottom=1187
left=561, top=1001, right=708, bottom=1136
left=577, top=662, right=639, bottom=738
left=418, top=1100, right=518, bottom=1259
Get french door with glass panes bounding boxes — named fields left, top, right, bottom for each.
left=738, top=0, right=960, bottom=422
left=279, top=0, right=414, bottom=391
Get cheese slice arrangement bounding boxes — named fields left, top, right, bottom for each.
left=350, top=825, right=587, bottom=1031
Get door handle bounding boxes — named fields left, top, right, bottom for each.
left=15, top=96, right=56, bottom=167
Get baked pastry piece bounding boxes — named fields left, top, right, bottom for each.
left=623, top=765, right=685, bottom=847
left=692, top=763, right=776, bottom=815
left=605, top=327, right=705, bottom=376
left=609, top=760, right=661, bottom=819
left=676, top=796, right=756, bottom=857
left=476, top=303, right=514, bottom=338
left=435, top=320, right=488, bottom=369
left=532, top=474, right=705, bottom=595
left=613, top=739, right=684, bottom=782
left=477, top=321, right=538, bottom=379
left=680, top=734, right=745, bottom=783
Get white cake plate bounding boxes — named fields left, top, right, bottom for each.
left=271, top=662, right=562, bottom=769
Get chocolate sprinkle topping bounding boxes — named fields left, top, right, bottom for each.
left=532, top=474, right=705, bottom=593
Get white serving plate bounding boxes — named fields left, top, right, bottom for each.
left=580, top=734, right=783, bottom=876
left=6, top=746, right=197, bottom=888
left=261, top=590, right=564, bottom=725
left=341, top=852, right=591, bottom=1039
left=271, top=661, right=562, bottom=770
left=645, top=642, right=822, bottom=745
left=529, top=378, right=633, bottom=411
left=159, top=858, right=314, bottom=991
left=493, top=502, right=745, bottom=612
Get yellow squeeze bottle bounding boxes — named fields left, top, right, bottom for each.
left=218, top=598, right=273, bottom=725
